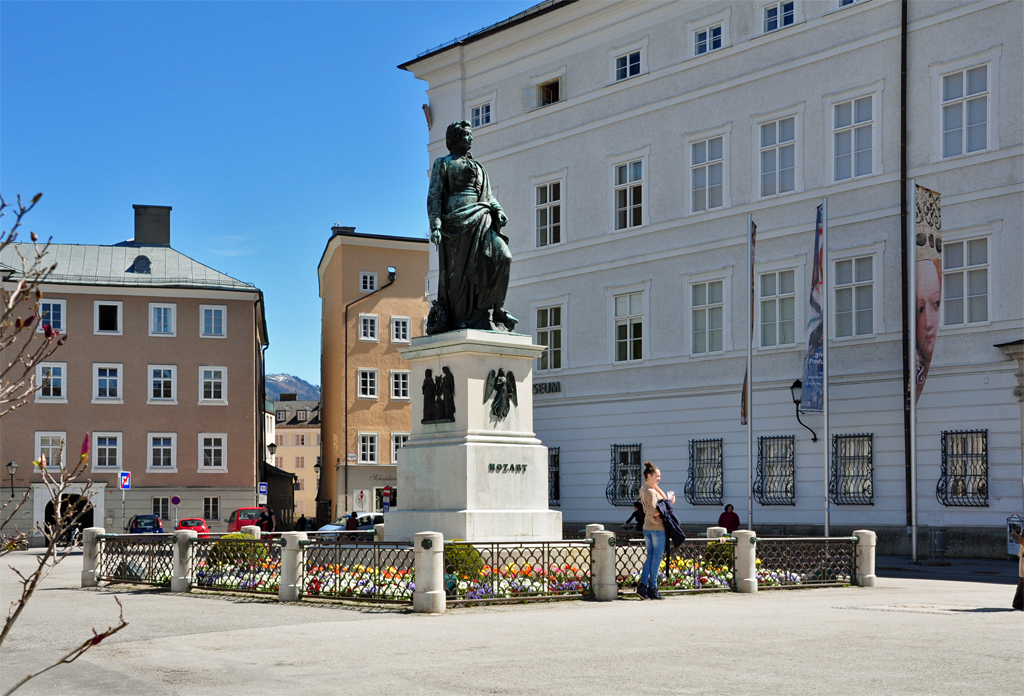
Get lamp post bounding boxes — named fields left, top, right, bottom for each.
left=789, top=380, right=818, bottom=442
left=268, top=442, right=277, bottom=460
left=6, top=461, right=17, bottom=499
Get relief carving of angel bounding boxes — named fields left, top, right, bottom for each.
left=483, top=368, right=517, bottom=422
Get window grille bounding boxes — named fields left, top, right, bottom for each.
left=753, top=436, right=795, bottom=505
left=830, top=434, right=873, bottom=505
left=605, top=444, right=641, bottom=506
left=936, top=429, right=988, bottom=506
left=548, top=447, right=560, bottom=507
left=684, top=439, right=723, bottom=505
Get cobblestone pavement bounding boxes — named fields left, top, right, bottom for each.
left=1, top=550, right=1019, bottom=695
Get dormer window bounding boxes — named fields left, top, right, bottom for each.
left=296, top=410, right=307, bottom=422
left=276, top=410, right=286, bottom=422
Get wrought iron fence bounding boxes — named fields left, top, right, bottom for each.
left=755, top=537, right=856, bottom=588
left=191, top=536, right=281, bottom=594
left=615, top=538, right=735, bottom=594
left=830, top=434, right=873, bottom=505
left=443, top=540, right=592, bottom=603
left=97, top=534, right=174, bottom=586
left=685, top=438, right=724, bottom=505
left=303, top=540, right=414, bottom=603
left=605, top=444, right=642, bottom=506
left=936, top=429, right=988, bottom=507
left=548, top=447, right=560, bottom=507
left=753, top=435, right=795, bottom=505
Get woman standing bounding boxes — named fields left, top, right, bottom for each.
left=639, top=462, right=675, bottom=600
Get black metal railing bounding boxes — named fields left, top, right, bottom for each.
left=548, top=447, right=561, bottom=507
left=303, top=540, right=414, bottom=603
left=616, top=538, right=735, bottom=594
left=605, top=444, right=641, bottom=506
left=685, top=438, right=724, bottom=505
left=443, top=540, right=592, bottom=603
left=936, top=429, right=988, bottom=507
left=753, top=435, right=795, bottom=505
left=830, top=434, right=873, bottom=505
left=97, top=534, right=174, bottom=586
left=191, top=536, right=281, bottom=594
left=755, top=537, right=856, bottom=587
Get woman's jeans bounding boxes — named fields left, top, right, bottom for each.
left=641, top=530, right=666, bottom=588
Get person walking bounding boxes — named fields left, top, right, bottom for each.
left=1013, top=530, right=1023, bottom=611
left=639, top=461, right=675, bottom=600
left=717, top=504, right=741, bottom=534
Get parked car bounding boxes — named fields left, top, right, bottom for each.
left=125, top=514, right=163, bottom=534
left=317, top=512, right=383, bottom=535
left=175, top=518, right=210, bottom=538
left=226, top=507, right=264, bottom=533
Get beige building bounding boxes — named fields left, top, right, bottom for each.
left=0, top=205, right=269, bottom=539
left=272, top=396, right=320, bottom=520
left=318, top=226, right=429, bottom=523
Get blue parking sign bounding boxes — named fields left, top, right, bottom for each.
left=119, top=472, right=131, bottom=490
left=258, top=482, right=268, bottom=496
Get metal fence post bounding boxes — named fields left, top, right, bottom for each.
left=81, top=527, right=105, bottom=588
left=853, top=529, right=876, bottom=587
left=241, top=525, right=261, bottom=539
left=279, top=532, right=307, bottom=601
left=413, top=531, right=445, bottom=614
left=707, top=526, right=727, bottom=539
left=732, top=530, right=758, bottom=593
left=585, top=523, right=605, bottom=539
left=172, top=530, right=197, bottom=592
left=591, top=531, right=617, bottom=601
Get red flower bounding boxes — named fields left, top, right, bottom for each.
left=81, top=434, right=90, bottom=457
left=43, top=323, right=53, bottom=338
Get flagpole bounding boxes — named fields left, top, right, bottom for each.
left=908, top=179, right=919, bottom=562
left=747, top=213, right=754, bottom=531
left=822, top=198, right=830, bottom=537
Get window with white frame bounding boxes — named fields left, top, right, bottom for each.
left=614, top=159, right=643, bottom=230
left=200, top=305, right=226, bottom=338
left=360, top=272, right=377, bottom=292
left=38, top=299, right=65, bottom=333
left=93, top=433, right=121, bottom=469
left=536, top=181, right=562, bottom=247
left=93, top=364, right=122, bottom=402
left=760, top=270, right=796, bottom=347
left=941, top=63, right=989, bottom=158
left=296, top=478, right=305, bottom=492
left=694, top=25, right=722, bottom=55
left=148, top=433, right=176, bottom=470
left=276, top=411, right=286, bottom=423
left=359, top=433, right=378, bottom=464
left=275, top=455, right=284, bottom=467
left=149, top=303, right=176, bottom=336
left=153, top=497, right=170, bottom=520
left=943, top=237, right=988, bottom=325
left=295, top=433, right=307, bottom=446
left=276, top=434, right=285, bottom=447
left=835, top=257, right=873, bottom=337
left=358, top=369, right=378, bottom=399
left=36, top=432, right=64, bottom=468
left=295, top=410, right=306, bottom=422
left=200, top=434, right=226, bottom=470
left=360, top=315, right=378, bottom=341
left=614, top=292, right=644, bottom=362
left=536, top=306, right=562, bottom=371
left=839, top=0, right=867, bottom=7
left=392, top=317, right=410, bottom=343
left=833, top=96, right=873, bottom=181
left=763, top=1, right=795, bottom=33
left=295, top=456, right=305, bottom=469
left=391, top=371, right=410, bottom=400
left=392, top=433, right=410, bottom=463
left=692, top=280, right=724, bottom=354
left=759, top=117, right=796, bottom=197
left=538, top=79, right=561, bottom=107
left=471, top=102, right=491, bottom=128
left=94, top=301, right=122, bottom=335
left=204, top=497, right=220, bottom=520
left=691, top=136, right=724, bottom=212
left=615, top=50, right=641, bottom=81
left=149, top=365, right=176, bottom=403
left=200, top=367, right=226, bottom=403
left=36, top=363, right=66, bottom=401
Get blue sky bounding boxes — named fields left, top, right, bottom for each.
left=1, top=0, right=533, bottom=385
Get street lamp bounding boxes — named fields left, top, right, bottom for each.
left=789, top=380, right=818, bottom=442
left=267, top=442, right=277, bottom=459
left=6, top=461, right=16, bottom=499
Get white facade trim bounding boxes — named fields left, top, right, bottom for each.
left=93, top=300, right=123, bottom=336
left=146, top=364, right=178, bottom=405
left=148, top=302, right=177, bottom=337
left=606, top=36, right=649, bottom=84
left=685, top=7, right=732, bottom=60
left=146, top=432, right=178, bottom=473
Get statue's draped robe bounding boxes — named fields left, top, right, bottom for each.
left=428, top=153, right=511, bottom=330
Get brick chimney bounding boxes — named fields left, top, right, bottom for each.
left=133, top=205, right=172, bottom=246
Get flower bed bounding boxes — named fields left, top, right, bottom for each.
left=303, top=563, right=415, bottom=601
left=445, top=562, right=590, bottom=602
left=192, top=559, right=281, bottom=594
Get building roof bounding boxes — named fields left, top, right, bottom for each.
left=273, top=400, right=321, bottom=427
left=398, top=0, right=578, bottom=70
left=0, top=242, right=255, bottom=291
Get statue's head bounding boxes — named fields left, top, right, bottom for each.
left=446, top=120, right=473, bottom=154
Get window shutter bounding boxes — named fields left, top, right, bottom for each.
left=522, top=87, right=537, bottom=110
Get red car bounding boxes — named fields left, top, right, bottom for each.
left=226, top=507, right=263, bottom=533
left=175, top=518, right=210, bottom=538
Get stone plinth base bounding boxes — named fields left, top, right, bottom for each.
left=385, top=509, right=562, bottom=542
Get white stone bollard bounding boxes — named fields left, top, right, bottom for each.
left=278, top=532, right=307, bottom=602
left=853, top=529, right=877, bottom=587
left=732, top=530, right=758, bottom=594
left=172, top=530, right=197, bottom=593
left=707, top=526, right=727, bottom=539
left=374, top=524, right=385, bottom=542
left=413, top=531, right=445, bottom=614
left=81, top=527, right=105, bottom=588
left=591, top=531, right=617, bottom=601
left=241, top=525, right=261, bottom=539
left=585, top=523, right=605, bottom=539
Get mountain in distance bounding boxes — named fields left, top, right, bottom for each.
left=266, top=374, right=321, bottom=401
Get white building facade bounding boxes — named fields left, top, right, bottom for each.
left=403, top=0, right=1023, bottom=556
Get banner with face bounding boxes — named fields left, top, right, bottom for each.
left=914, top=185, right=942, bottom=403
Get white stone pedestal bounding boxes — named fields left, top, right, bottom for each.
left=385, top=329, right=562, bottom=542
